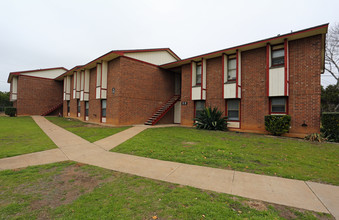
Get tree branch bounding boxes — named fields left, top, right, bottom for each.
left=325, top=67, right=339, bottom=80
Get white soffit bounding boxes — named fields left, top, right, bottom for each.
left=21, top=69, right=66, bottom=79
left=124, top=50, right=178, bottom=65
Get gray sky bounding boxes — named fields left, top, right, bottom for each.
left=1, top=0, right=338, bottom=91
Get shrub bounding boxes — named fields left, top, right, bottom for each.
left=5, top=107, right=16, bottom=117
left=321, top=112, right=339, bottom=142
left=304, top=133, right=327, bottom=142
left=194, top=107, right=227, bottom=131
left=264, top=115, right=291, bottom=136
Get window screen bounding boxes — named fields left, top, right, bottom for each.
left=272, top=48, right=285, bottom=66
left=101, top=100, right=107, bottom=117
left=271, top=97, right=286, bottom=113
left=85, top=101, right=89, bottom=116
left=196, top=65, right=202, bottom=85
left=227, top=59, right=236, bottom=80
left=67, top=101, right=70, bottom=113
left=195, top=101, right=205, bottom=118
left=227, top=99, right=240, bottom=120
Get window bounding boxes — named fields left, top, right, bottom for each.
left=227, top=58, right=236, bottom=81
left=271, top=45, right=285, bottom=66
left=67, top=101, right=70, bottom=113
left=227, top=99, right=240, bottom=121
left=101, top=99, right=106, bottom=117
left=77, top=100, right=80, bottom=115
left=85, top=101, right=89, bottom=116
left=196, top=64, right=202, bottom=85
left=271, top=97, right=287, bottom=113
left=195, top=101, right=205, bottom=118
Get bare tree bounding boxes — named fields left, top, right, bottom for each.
left=325, top=23, right=339, bottom=85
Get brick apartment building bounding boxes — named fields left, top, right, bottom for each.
left=8, top=67, right=66, bottom=115
left=8, top=24, right=328, bottom=137
left=55, top=48, right=181, bottom=125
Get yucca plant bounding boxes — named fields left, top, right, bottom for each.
left=304, top=133, right=327, bottom=142
left=194, top=106, right=227, bottom=131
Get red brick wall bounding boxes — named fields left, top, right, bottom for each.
left=16, top=76, right=63, bottom=115
left=180, top=57, right=226, bottom=127
left=88, top=68, right=101, bottom=123
left=206, top=57, right=225, bottom=115
left=63, top=100, right=67, bottom=116
left=288, top=35, right=322, bottom=135
left=116, top=57, right=175, bottom=125
left=106, top=58, right=121, bottom=125
left=181, top=64, right=194, bottom=126
left=241, top=47, right=268, bottom=132
left=59, top=35, right=322, bottom=135
left=64, top=57, right=175, bottom=125
left=179, top=35, right=322, bottom=137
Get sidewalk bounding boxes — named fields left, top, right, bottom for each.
left=1, top=116, right=338, bottom=218
left=0, top=149, right=68, bottom=170
left=94, top=126, right=147, bottom=150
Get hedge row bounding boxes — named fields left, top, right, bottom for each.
left=322, top=112, right=339, bottom=142
left=264, top=115, right=291, bottom=136
left=5, top=107, right=16, bottom=117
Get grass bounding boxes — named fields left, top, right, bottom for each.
left=112, top=127, right=339, bottom=185
left=0, top=116, right=57, bottom=158
left=0, top=162, right=332, bottom=219
left=46, top=117, right=131, bottom=142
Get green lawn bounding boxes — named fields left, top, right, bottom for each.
left=46, top=117, right=131, bottom=142
left=0, top=116, right=57, bottom=158
left=112, top=127, right=339, bottom=185
left=0, top=162, right=331, bottom=219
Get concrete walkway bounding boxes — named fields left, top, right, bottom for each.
left=0, top=149, right=68, bottom=170
left=0, top=116, right=338, bottom=218
left=94, top=126, right=147, bottom=150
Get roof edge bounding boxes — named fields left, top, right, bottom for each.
left=113, top=48, right=181, bottom=61
left=54, top=65, right=83, bottom=80
left=79, top=48, right=180, bottom=72
left=161, top=23, right=329, bottom=68
left=7, top=67, right=68, bottom=83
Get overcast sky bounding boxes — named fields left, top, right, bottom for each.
left=1, top=0, right=338, bottom=91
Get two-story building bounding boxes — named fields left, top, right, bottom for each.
left=8, top=24, right=328, bottom=137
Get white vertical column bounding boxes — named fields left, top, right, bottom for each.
left=84, top=69, right=90, bottom=101
left=96, top=63, right=102, bottom=99
left=101, top=61, right=108, bottom=99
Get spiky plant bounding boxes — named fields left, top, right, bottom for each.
left=194, top=107, right=227, bottom=131
left=304, top=133, right=327, bottom=142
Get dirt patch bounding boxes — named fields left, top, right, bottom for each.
left=270, top=204, right=299, bottom=219
left=20, top=163, right=113, bottom=219
left=243, top=200, right=268, bottom=211
left=239, top=199, right=333, bottom=220
left=269, top=203, right=333, bottom=220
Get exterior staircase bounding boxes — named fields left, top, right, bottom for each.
left=144, top=95, right=181, bottom=125
left=41, top=102, right=63, bottom=116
